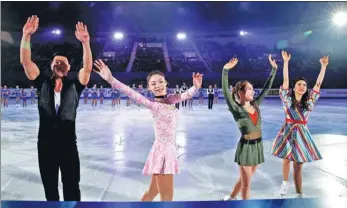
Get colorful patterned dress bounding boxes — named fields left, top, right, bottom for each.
left=271, top=86, right=323, bottom=162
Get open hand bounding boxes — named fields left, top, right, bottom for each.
left=268, top=55, right=278, bottom=69
left=93, top=60, right=113, bottom=83
left=320, top=56, right=329, bottom=67
left=75, top=22, right=90, bottom=43
left=282, top=51, right=291, bottom=62
left=192, top=72, right=203, bottom=88
left=23, top=15, right=39, bottom=36
left=223, top=58, right=238, bottom=70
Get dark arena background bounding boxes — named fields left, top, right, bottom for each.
left=1, top=1, right=347, bottom=208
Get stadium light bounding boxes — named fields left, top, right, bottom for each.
left=114, top=32, right=124, bottom=40
left=239, top=30, right=248, bottom=36
left=176, top=33, right=186, bottom=40
left=333, top=11, right=347, bottom=27
left=52, top=29, right=61, bottom=35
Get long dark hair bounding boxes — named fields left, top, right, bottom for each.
left=291, top=77, right=309, bottom=110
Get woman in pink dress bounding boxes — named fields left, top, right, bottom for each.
left=93, top=59, right=203, bottom=201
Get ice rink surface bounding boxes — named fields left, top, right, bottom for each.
left=1, top=98, right=347, bottom=201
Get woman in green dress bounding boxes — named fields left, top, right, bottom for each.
left=222, top=55, right=277, bottom=200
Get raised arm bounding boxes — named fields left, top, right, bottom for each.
left=254, top=54, right=278, bottom=105
left=222, top=58, right=239, bottom=110
left=75, top=22, right=93, bottom=86
left=110, top=78, right=154, bottom=108
left=20, top=15, right=40, bottom=80
left=167, top=86, right=198, bottom=104
left=94, top=60, right=154, bottom=109
left=167, top=73, right=203, bottom=104
left=282, top=51, right=290, bottom=90
left=277, top=51, right=292, bottom=105
left=313, top=56, right=329, bottom=92
left=306, top=56, right=328, bottom=110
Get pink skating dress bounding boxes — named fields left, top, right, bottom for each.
left=110, top=78, right=199, bottom=175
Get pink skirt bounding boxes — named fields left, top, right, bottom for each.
left=142, top=142, right=180, bottom=175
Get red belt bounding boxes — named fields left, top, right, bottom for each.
left=285, top=118, right=307, bottom=125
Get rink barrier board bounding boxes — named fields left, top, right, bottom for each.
left=2, top=88, right=347, bottom=98
left=2, top=197, right=347, bottom=208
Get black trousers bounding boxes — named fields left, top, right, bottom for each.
left=38, top=141, right=81, bottom=201
left=181, top=100, right=187, bottom=107
left=208, top=94, right=214, bottom=109
left=175, top=102, right=180, bottom=109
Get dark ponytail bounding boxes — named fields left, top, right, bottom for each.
left=233, top=80, right=249, bottom=100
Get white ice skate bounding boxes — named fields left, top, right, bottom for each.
left=280, top=181, right=290, bottom=196
left=221, top=195, right=237, bottom=201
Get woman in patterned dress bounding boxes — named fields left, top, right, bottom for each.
left=271, top=51, right=329, bottom=197
left=90, top=84, right=98, bottom=109
left=99, top=85, right=105, bottom=107
left=21, top=88, right=28, bottom=108
left=213, top=84, right=219, bottom=104
left=198, top=87, right=204, bottom=105
left=93, top=59, right=202, bottom=201
left=30, top=86, right=36, bottom=105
